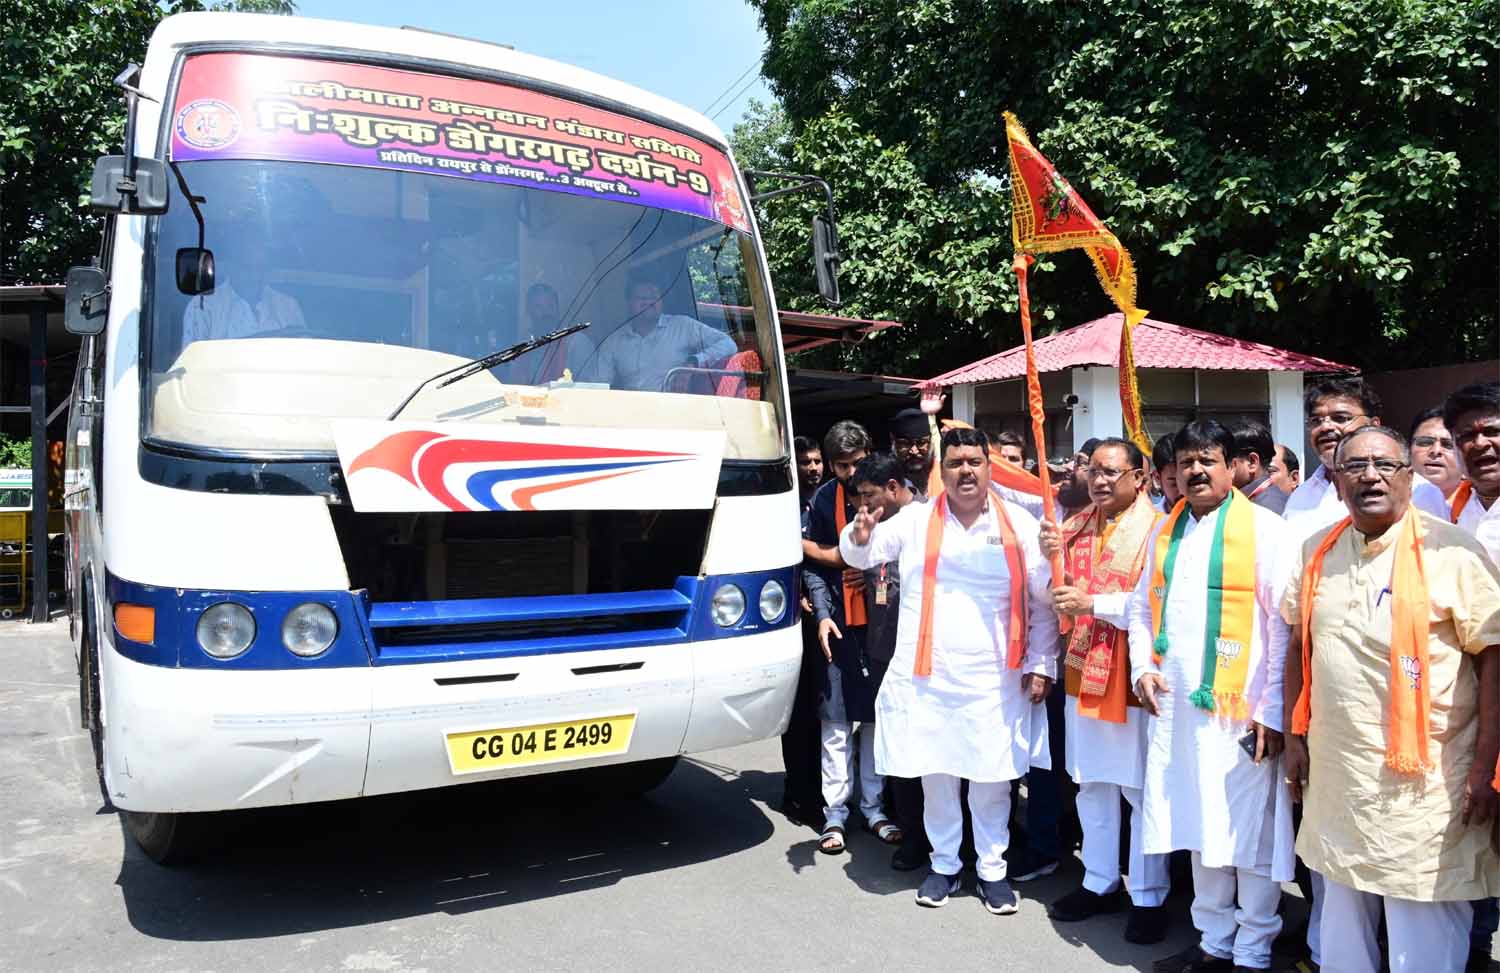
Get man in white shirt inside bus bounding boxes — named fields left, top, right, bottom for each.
left=182, top=232, right=306, bottom=344
left=584, top=276, right=737, bottom=392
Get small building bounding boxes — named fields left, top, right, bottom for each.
left=923, top=313, right=1352, bottom=463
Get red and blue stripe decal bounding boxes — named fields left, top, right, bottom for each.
left=346, top=430, right=695, bottom=511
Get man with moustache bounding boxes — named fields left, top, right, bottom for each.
left=841, top=428, right=1059, bottom=914
left=1408, top=407, right=1463, bottom=501
left=889, top=408, right=936, bottom=490
left=1280, top=425, right=1499, bottom=973
left=781, top=432, right=828, bottom=830
left=1270, top=444, right=1300, bottom=495
left=1440, top=381, right=1500, bottom=969
left=1127, top=420, right=1296, bottom=973
left=794, top=435, right=824, bottom=518
left=1040, top=438, right=1171, bottom=943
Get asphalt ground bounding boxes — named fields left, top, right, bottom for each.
left=5, top=618, right=1486, bottom=973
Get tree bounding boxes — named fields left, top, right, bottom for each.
left=1, top=0, right=294, bottom=286
left=747, top=0, right=1499, bottom=374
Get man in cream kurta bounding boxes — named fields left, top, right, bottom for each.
left=840, top=429, right=1058, bottom=915
left=1281, top=426, right=1500, bottom=973
left=1126, top=421, right=1295, bottom=973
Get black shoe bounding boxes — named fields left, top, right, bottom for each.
left=1047, top=885, right=1124, bottom=922
left=1152, top=943, right=1235, bottom=973
left=890, top=844, right=926, bottom=872
left=1008, top=848, right=1060, bottom=882
left=1124, top=904, right=1169, bottom=945
left=1271, top=915, right=1311, bottom=958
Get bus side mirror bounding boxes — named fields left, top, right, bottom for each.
left=175, top=248, right=215, bottom=296
left=812, top=214, right=841, bottom=307
left=89, top=155, right=170, bottom=215
left=64, top=266, right=110, bottom=336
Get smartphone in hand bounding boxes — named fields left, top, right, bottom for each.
left=1238, top=729, right=1258, bottom=760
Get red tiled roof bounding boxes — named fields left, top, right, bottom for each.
left=924, top=313, right=1353, bottom=387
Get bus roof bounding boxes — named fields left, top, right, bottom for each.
left=151, top=12, right=733, bottom=150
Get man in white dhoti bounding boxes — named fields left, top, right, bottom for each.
left=1126, top=420, right=1296, bottom=973
left=1039, top=437, right=1171, bottom=944
left=840, top=427, right=1058, bottom=915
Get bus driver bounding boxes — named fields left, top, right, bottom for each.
left=585, top=276, right=736, bottom=392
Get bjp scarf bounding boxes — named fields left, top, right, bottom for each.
left=1148, top=489, right=1258, bottom=717
left=1061, top=493, right=1161, bottom=723
left=1293, top=507, right=1433, bottom=775
left=1450, top=479, right=1474, bottom=523
left=913, top=491, right=1026, bottom=677
left=834, top=483, right=869, bottom=627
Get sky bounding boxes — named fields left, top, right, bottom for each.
left=295, top=0, right=773, bottom=136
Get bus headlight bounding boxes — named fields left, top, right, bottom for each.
left=282, top=602, right=338, bottom=657
left=710, top=583, right=746, bottom=627
left=758, top=579, right=787, bottom=623
left=196, top=602, right=256, bottom=659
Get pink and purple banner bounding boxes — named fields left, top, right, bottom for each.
left=170, top=52, right=751, bottom=232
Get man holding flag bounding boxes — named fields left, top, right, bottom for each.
left=1125, top=420, right=1295, bottom=973
left=1040, top=437, right=1171, bottom=944
left=840, top=427, right=1059, bottom=915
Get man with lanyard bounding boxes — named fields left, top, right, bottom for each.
left=1039, top=438, right=1171, bottom=944
left=850, top=452, right=927, bottom=870
left=804, top=421, right=895, bottom=855
left=1441, top=381, right=1500, bottom=969
left=1280, top=425, right=1499, bottom=973
left=1126, top=420, right=1295, bottom=973
left=840, top=427, right=1058, bottom=915
left=1230, top=420, right=1288, bottom=515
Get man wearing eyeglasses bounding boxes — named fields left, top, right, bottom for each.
left=1280, top=425, right=1499, bottom=973
left=1284, top=378, right=1449, bottom=538
left=1408, top=407, right=1463, bottom=501
left=1039, top=438, right=1171, bottom=944
left=889, top=408, right=936, bottom=491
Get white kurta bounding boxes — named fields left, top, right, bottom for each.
left=1454, top=488, right=1500, bottom=565
left=1125, top=499, right=1296, bottom=880
left=840, top=497, right=1059, bottom=783
left=1064, top=591, right=1148, bottom=789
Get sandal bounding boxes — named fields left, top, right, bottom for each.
left=818, top=825, right=847, bottom=855
left=868, top=818, right=904, bottom=846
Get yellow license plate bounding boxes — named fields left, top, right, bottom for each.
left=446, top=713, right=635, bottom=775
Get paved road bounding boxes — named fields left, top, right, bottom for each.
left=0, top=619, right=1344, bottom=972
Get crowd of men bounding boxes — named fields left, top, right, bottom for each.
left=785, top=377, right=1499, bottom=973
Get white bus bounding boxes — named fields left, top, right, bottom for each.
left=63, top=12, right=839, bottom=863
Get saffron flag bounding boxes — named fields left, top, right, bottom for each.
left=1004, top=111, right=1151, bottom=454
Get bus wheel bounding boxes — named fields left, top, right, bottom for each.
left=124, top=810, right=204, bottom=866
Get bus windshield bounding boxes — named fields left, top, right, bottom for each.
left=147, top=54, right=784, bottom=461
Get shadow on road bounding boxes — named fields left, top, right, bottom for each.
left=113, top=756, right=775, bottom=941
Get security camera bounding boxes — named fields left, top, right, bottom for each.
left=1062, top=393, right=1080, bottom=408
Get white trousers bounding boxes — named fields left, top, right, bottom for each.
left=923, top=773, right=1012, bottom=882
left=1191, top=852, right=1283, bottom=970
left=1318, top=876, right=1471, bottom=973
left=1076, top=781, right=1169, bottom=907
left=821, top=721, right=884, bottom=829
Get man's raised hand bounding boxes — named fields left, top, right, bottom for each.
left=850, top=503, right=883, bottom=545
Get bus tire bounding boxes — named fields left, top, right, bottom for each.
left=124, top=810, right=204, bottom=866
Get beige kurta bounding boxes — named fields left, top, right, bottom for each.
left=1281, top=511, right=1500, bottom=901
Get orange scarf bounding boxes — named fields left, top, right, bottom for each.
left=1450, top=479, right=1474, bottom=523
left=913, top=492, right=1026, bottom=677
left=1293, top=508, right=1432, bottom=775
left=834, top=483, right=869, bottom=627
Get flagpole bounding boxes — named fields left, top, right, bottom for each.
left=1012, top=253, right=1065, bottom=588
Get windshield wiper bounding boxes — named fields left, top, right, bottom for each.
left=386, top=323, right=590, bottom=421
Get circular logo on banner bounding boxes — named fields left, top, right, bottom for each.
left=175, top=99, right=241, bottom=151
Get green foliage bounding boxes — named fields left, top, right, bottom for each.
left=0, top=0, right=294, bottom=286
left=746, top=0, right=1499, bottom=375
left=0, top=435, right=32, bottom=469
